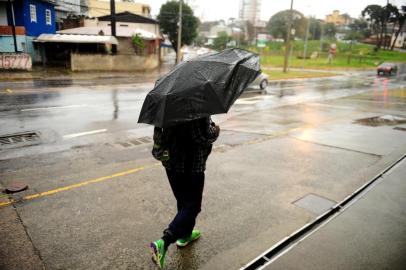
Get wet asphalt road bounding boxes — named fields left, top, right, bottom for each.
left=0, top=67, right=406, bottom=270
left=0, top=70, right=405, bottom=158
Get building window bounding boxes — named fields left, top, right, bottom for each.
left=30, top=4, right=37, bottom=23
left=45, top=9, right=51, bottom=25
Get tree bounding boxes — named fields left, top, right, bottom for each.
left=212, top=32, right=230, bottom=50
left=391, top=5, right=406, bottom=50
left=345, top=19, right=371, bottom=41
left=267, top=9, right=307, bottom=40
left=362, top=5, right=385, bottom=48
left=157, top=1, right=199, bottom=53
left=323, top=23, right=337, bottom=39
left=362, top=4, right=398, bottom=49
left=383, top=4, right=399, bottom=49
left=308, top=18, right=321, bottom=40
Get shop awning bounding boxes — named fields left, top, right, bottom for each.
left=35, top=34, right=118, bottom=45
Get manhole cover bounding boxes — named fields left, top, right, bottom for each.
left=354, top=115, right=406, bottom=127
left=293, top=194, right=336, bottom=215
left=5, top=182, right=28, bottom=193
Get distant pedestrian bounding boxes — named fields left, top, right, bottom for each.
left=149, top=116, right=220, bottom=269
left=327, top=43, right=336, bottom=64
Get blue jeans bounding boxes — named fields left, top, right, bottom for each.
left=165, top=169, right=205, bottom=240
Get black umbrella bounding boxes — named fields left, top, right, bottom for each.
left=138, top=48, right=261, bottom=128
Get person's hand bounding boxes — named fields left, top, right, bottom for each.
left=213, top=125, right=220, bottom=137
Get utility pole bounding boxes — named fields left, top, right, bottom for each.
left=110, top=0, right=117, bottom=54
left=302, top=15, right=310, bottom=67
left=176, top=0, right=183, bottom=64
left=8, top=0, right=18, bottom=53
left=320, top=23, right=324, bottom=52
left=283, top=0, right=294, bottom=73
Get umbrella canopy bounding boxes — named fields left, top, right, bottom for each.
left=138, top=48, right=260, bottom=128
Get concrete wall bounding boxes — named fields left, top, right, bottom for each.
left=117, top=37, right=135, bottom=54
left=391, top=32, right=406, bottom=48
left=71, top=53, right=159, bottom=71
left=0, top=2, right=7, bottom=25
left=0, top=35, right=27, bottom=52
left=95, top=20, right=159, bottom=36
left=0, top=53, right=32, bottom=70
left=87, top=0, right=150, bottom=18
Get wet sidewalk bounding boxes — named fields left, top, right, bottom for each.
left=264, top=156, right=406, bottom=270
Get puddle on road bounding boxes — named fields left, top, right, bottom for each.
left=354, top=114, right=406, bottom=126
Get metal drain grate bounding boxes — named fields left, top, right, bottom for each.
left=114, top=136, right=152, bottom=149
left=354, top=115, right=406, bottom=127
left=394, top=127, right=406, bottom=132
left=0, top=132, right=40, bottom=146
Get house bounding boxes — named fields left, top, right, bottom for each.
left=0, top=0, right=56, bottom=62
left=54, top=0, right=88, bottom=30
left=35, top=12, right=162, bottom=71
left=198, top=20, right=244, bottom=46
left=61, top=11, right=162, bottom=55
left=325, top=10, right=352, bottom=26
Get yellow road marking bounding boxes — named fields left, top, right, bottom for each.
left=0, top=127, right=305, bottom=209
left=0, top=163, right=159, bottom=208
left=6, top=89, right=13, bottom=93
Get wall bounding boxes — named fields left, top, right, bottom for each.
left=87, top=0, right=150, bottom=18
left=0, top=2, right=7, bottom=25
left=96, top=20, right=159, bottom=36
left=0, top=53, right=32, bottom=70
left=391, top=32, right=405, bottom=48
left=71, top=53, right=159, bottom=71
left=0, top=35, right=27, bottom=52
left=117, top=37, right=135, bottom=54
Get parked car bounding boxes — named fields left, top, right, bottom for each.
left=377, top=63, right=398, bottom=76
left=251, top=73, right=269, bottom=90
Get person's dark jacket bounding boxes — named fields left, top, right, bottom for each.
left=162, top=117, right=219, bottom=173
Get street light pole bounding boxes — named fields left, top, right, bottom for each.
left=8, top=0, right=18, bottom=53
left=110, top=0, right=117, bottom=54
left=283, top=0, right=294, bottom=73
left=176, top=0, right=183, bottom=64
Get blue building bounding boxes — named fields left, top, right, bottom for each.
left=0, top=0, right=56, bottom=62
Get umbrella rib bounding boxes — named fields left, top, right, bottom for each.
left=193, top=68, right=228, bottom=113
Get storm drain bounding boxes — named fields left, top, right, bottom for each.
left=0, top=132, right=40, bottom=146
left=114, top=136, right=152, bottom=149
left=240, top=155, right=405, bottom=270
left=354, top=115, right=406, bottom=126
left=394, top=126, right=406, bottom=132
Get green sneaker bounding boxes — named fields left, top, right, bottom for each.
left=150, top=239, right=167, bottom=268
left=176, top=229, right=201, bottom=247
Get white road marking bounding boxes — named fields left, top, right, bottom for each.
left=63, top=129, right=107, bottom=139
left=235, top=99, right=260, bottom=105
left=21, top=104, right=88, bottom=112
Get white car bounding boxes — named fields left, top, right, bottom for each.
left=251, top=73, right=269, bottom=90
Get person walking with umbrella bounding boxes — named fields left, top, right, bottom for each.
left=138, top=49, right=260, bottom=268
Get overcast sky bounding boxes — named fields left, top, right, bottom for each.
left=139, top=0, right=405, bottom=21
